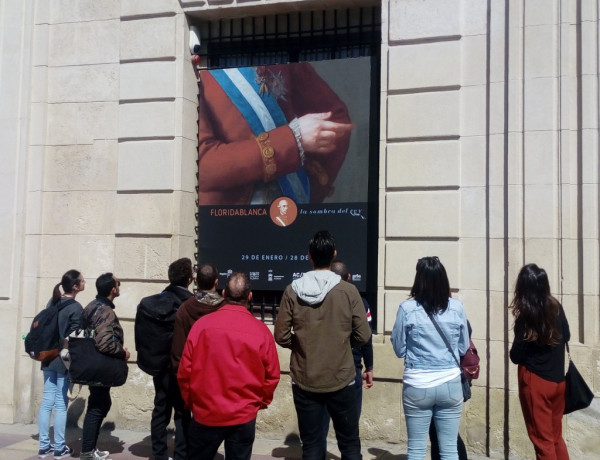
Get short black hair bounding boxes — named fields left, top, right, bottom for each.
left=197, top=263, right=218, bottom=290
left=309, top=230, right=336, bottom=269
left=96, top=272, right=116, bottom=297
left=224, top=272, right=251, bottom=304
left=168, top=258, right=193, bottom=287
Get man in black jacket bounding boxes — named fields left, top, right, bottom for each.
left=135, top=258, right=194, bottom=460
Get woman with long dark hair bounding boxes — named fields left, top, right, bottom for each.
left=38, top=270, right=85, bottom=459
left=509, top=264, right=570, bottom=459
left=391, top=257, right=469, bottom=460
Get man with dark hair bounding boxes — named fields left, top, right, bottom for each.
left=135, top=258, right=194, bottom=460
left=274, top=231, right=371, bottom=460
left=167, top=257, right=194, bottom=288
left=171, top=263, right=224, bottom=373
left=95, top=273, right=118, bottom=298
left=80, top=273, right=129, bottom=460
left=178, top=272, right=280, bottom=460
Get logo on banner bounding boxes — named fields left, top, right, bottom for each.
left=270, top=197, right=298, bottom=227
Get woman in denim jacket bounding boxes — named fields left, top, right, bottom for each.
left=391, top=257, right=470, bottom=460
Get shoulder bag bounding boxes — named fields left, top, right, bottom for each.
left=428, top=314, right=471, bottom=402
left=461, top=338, right=480, bottom=381
left=62, top=304, right=128, bottom=387
left=564, top=342, right=593, bottom=414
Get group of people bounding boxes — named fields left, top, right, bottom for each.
left=36, top=230, right=572, bottom=460
left=36, top=231, right=373, bottom=460
left=391, top=258, right=571, bottom=460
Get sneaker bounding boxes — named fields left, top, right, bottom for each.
left=38, top=445, right=53, bottom=458
left=53, top=445, right=73, bottom=459
left=80, top=451, right=111, bottom=460
left=93, top=448, right=110, bottom=459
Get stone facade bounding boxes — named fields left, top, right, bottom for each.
left=1, top=0, right=599, bottom=458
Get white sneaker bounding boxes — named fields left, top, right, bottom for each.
left=93, top=449, right=111, bottom=460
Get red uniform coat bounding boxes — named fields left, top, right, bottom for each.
left=177, top=304, right=280, bottom=426
left=197, top=63, right=351, bottom=205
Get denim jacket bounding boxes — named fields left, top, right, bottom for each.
left=391, top=298, right=469, bottom=370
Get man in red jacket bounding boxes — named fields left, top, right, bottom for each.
left=177, top=272, right=280, bottom=460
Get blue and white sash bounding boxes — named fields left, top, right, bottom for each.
left=209, top=67, right=310, bottom=204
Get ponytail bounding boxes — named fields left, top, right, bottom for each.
left=51, top=283, right=62, bottom=303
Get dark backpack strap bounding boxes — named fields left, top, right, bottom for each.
left=56, top=298, right=77, bottom=311
left=428, top=313, right=461, bottom=368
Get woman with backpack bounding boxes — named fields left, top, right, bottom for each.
left=37, top=270, right=86, bottom=459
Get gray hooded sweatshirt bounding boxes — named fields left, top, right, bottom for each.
left=291, top=270, right=341, bottom=304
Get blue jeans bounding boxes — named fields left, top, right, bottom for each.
left=402, top=375, right=463, bottom=460
left=38, top=369, right=69, bottom=451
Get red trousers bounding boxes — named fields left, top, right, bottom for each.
left=518, top=365, right=569, bottom=460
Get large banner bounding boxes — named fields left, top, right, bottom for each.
left=197, top=57, right=371, bottom=291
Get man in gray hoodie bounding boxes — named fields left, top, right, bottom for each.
left=274, top=230, right=371, bottom=460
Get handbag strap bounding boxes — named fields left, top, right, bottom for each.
left=428, top=313, right=461, bottom=368
left=83, top=303, right=104, bottom=336
left=566, top=341, right=572, bottom=362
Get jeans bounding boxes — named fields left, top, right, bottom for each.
left=321, top=367, right=363, bottom=452
left=151, top=371, right=190, bottom=460
left=38, top=369, right=69, bottom=451
left=81, top=386, right=112, bottom=453
left=403, top=375, right=463, bottom=460
left=187, top=418, right=256, bottom=460
left=293, top=383, right=362, bottom=460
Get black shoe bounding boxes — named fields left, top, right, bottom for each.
left=53, top=445, right=73, bottom=459
left=37, top=445, right=53, bottom=458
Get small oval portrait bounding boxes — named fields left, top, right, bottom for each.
left=270, top=197, right=298, bottom=227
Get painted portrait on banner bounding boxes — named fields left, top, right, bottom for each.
left=197, top=57, right=371, bottom=290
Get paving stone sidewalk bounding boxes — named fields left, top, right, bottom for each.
left=0, top=422, right=496, bottom=459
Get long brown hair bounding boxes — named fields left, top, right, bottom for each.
left=510, top=263, right=562, bottom=346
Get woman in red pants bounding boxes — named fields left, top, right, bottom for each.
left=509, top=264, right=570, bottom=460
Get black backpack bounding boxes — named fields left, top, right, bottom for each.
left=134, top=291, right=183, bottom=376
left=24, top=298, right=76, bottom=362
